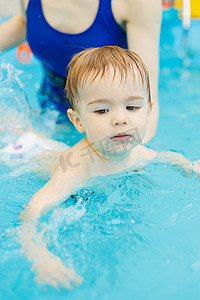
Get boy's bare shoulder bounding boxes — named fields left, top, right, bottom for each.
left=53, top=138, right=92, bottom=180
left=140, top=144, right=158, bottom=160
left=130, top=144, right=158, bottom=170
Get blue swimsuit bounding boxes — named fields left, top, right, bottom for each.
left=26, top=0, right=128, bottom=113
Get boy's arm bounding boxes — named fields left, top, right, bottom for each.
left=156, top=151, right=200, bottom=179
left=19, top=155, right=86, bottom=289
left=0, top=0, right=27, bottom=51
left=20, top=154, right=87, bottom=221
left=125, top=0, right=162, bottom=143
left=20, top=217, right=83, bottom=289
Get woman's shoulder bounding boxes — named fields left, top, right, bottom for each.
left=114, top=0, right=162, bottom=23
left=21, top=0, right=29, bottom=11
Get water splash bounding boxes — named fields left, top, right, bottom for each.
left=0, top=61, right=61, bottom=144
left=0, top=62, right=68, bottom=169
left=0, top=61, right=31, bottom=146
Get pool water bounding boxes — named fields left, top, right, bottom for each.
left=1, top=9, right=200, bottom=300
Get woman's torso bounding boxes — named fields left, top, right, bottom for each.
left=25, top=0, right=128, bottom=78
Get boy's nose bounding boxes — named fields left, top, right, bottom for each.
left=111, top=114, right=128, bottom=126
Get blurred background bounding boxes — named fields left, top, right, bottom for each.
left=0, top=0, right=20, bottom=16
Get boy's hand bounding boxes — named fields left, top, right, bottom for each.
left=181, top=161, right=200, bottom=180
left=178, top=162, right=194, bottom=178
left=192, top=161, right=200, bottom=180
left=173, top=159, right=200, bottom=180
left=32, top=252, right=83, bottom=290
left=19, top=222, right=83, bottom=290
left=156, top=152, right=200, bottom=180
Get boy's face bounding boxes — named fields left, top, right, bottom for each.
left=68, top=69, right=150, bottom=157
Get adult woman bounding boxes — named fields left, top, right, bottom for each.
left=0, top=0, right=162, bottom=143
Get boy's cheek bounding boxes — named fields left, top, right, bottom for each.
left=135, top=122, right=148, bottom=141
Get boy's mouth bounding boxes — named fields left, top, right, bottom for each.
left=110, top=133, right=132, bottom=142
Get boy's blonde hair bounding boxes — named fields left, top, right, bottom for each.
left=65, top=46, right=151, bottom=110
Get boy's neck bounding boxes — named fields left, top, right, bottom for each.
left=85, top=138, right=142, bottom=174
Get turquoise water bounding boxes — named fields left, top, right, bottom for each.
left=1, top=10, right=200, bottom=300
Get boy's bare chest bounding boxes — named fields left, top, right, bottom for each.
left=25, top=0, right=127, bottom=33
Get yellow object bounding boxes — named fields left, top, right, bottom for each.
left=174, top=0, right=200, bottom=18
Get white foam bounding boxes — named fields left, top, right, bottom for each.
left=0, top=131, right=68, bottom=155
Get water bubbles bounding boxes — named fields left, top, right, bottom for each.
left=27, top=73, right=32, bottom=79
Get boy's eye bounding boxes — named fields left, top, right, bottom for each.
left=94, top=109, right=109, bottom=114
left=126, top=106, right=140, bottom=111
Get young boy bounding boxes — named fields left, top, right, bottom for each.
left=19, top=46, right=200, bottom=289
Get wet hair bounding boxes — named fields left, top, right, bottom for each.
left=65, top=46, right=151, bottom=110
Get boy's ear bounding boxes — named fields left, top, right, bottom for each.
left=67, top=109, right=85, bottom=133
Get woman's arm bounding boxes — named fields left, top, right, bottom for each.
left=0, top=0, right=27, bottom=51
left=125, top=0, right=162, bottom=143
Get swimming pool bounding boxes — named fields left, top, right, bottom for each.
left=1, top=9, right=200, bottom=300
